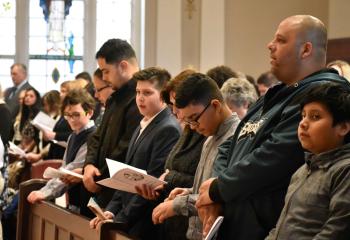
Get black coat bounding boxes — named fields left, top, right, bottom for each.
left=84, top=78, right=142, bottom=207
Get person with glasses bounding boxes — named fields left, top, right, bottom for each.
left=92, top=68, right=114, bottom=127
left=151, top=73, right=240, bottom=240
left=27, top=89, right=96, bottom=215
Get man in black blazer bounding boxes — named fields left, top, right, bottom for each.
left=4, top=63, right=34, bottom=120
left=90, top=67, right=181, bottom=239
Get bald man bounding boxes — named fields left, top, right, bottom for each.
left=195, top=15, right=350, bottom=240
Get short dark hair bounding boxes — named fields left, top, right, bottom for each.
left=95, top=38, right=136, bottom=64
left=75, top=71, right=92, bottom=82
left=300, top=83, right=350, bottom=127
left=133, top=67, right=171, bottom=91
left=62, top=89, right=96, bottom=113
left=257, top=71, right=279, bottom=87
left=161, top=69, right=197, bottom=105
left=93, top=68, right=103, bottom=79
left=206, top=65, right=239, bottom=88
left=175, top=73, right=223, bottom=108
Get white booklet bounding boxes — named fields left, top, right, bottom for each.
left=43, top=167, right=83, bottom=179
left=51, top=139, right=68, bottom=148
left=96, top=158, right=166, bottom=194
left=204, top=216, right=224, bottom=240
left=87, top=197, right=107, bottom=220
left=31, top=111, right=57, bottom=132
left=8, top=141, right=26, bottom=158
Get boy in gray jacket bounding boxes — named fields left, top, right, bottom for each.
left=267, top=83, right=350, bottom=239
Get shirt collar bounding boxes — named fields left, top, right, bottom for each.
left=74, top=120, right=95, bottom=134
left=16, top=79, right=28, bottom=90
left=139, top=107, right=165, bottom=130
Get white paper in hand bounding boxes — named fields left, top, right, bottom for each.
left=43, top=167, right=83, bottom=179
left=97, top=158, right=165, bottom=194
left=87, top=197, right=107, bottom=220
left=8, top=142, right=26, bottom=158
left=204, top=216, right=224, bottom=240
left=31, top=111, right=56, bottom=132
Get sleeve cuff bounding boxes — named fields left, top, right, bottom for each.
left=209, top=178, right=224, bottom=203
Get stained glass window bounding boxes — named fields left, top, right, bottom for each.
left=0, top=0, right=15, bottom=91
left=29, top=0, right=84, bottom=94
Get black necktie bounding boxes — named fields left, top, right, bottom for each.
left=8, top=86, right=17, bottom=99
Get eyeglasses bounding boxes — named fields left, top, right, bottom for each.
left=63, top=111, right=87, bottom=120
left=95, top=85, right=111, bottom=93
left=183, top=102, right=211, bottom=127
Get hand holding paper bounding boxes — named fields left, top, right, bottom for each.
left=8, top=142, right=26, bottom=158
left=31, top=111, right=56, bottom=132
left=43, top=167, right=83, bottom=179
left=97, top=158, right=166, bottom=194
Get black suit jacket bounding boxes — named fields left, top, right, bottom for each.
left=106, top=107, right=181, bottom=238
left=4, top=81, right=33, bottom=120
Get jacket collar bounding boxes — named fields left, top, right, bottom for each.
left=305, top=142, right=350, bottom=170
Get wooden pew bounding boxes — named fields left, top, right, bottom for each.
left=17, top=179, right=135, bottom=240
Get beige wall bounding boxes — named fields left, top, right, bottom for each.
left=145, top=0, right=348, bottom=78
left=225, top=0, right=329, bottom=78
left=328, top=0, right=350, bottom=38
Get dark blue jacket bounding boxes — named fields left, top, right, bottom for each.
left=106, top=107, right=181, bottom=239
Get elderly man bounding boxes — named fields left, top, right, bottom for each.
left=4, top=63, right=34, bottom=120
left=195, top=15, right=350, bottom=240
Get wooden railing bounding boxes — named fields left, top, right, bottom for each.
left=17, top=179, right=135, bottom=240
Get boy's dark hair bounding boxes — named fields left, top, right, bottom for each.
left=300, top=83, right=350, bottom=126
left=161, top=69, right=197, bottom=105
left=133, top=67, right=171, bottom=91
left=93, top=68, right=103, bottom=79
left=75, top=71, right=92, bottom=82
left=206, top=65, right=239, bottom=88
left=175, top=73, right=223, bottom=108
left=62, top=89, right=96, bottom=113
left=301, top=83, right=350, bottom=143
left=95, top=38, right=136, bottom=64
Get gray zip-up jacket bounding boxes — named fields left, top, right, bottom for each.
left=173, top=113, right=240, bottom=240
left=266, top=143, right=350, bottom=240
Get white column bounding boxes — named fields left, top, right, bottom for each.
left=156, top=0, right=181, bottom=75
left=84, top=0, right=97, bottom=74
left=15, top=0, right=30, bottom=65
left=199, top=0, right=225, bottom=72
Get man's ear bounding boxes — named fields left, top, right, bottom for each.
left=211, top=99, right=221, bottom=111
left=86, top=109, right=94, bottom=119
left=300, top=42, right=313, bottom=59
left=118, top=60, right=128, bottom=71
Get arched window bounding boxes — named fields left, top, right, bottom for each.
left=29, top=0, right=84, bottom=93
left=1, top=0, right=143, bottom=94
